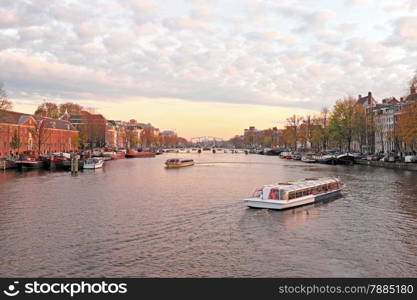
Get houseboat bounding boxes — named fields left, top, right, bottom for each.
left=15, top=158, right=44, bottom=170
left=83, top=158, right=104, bottom=169
left=125, top=150, right=155, bottom=158
left=244, top=177, right=343, bottom=210
left=45, top=153, right=72, bottom=170
left=165, top=159, right=194, bottom=169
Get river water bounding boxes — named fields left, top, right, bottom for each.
left=0, top=153, right=416, bottom=277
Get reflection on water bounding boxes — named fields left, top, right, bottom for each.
left=0, top=153, right=416, bottom=277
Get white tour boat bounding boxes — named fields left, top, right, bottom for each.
left=83, top=158, right=104, bottom=169
left=244, top=177, right=343, bottom=210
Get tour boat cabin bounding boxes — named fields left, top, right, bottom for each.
left=245, top=177, right=343, bottom=210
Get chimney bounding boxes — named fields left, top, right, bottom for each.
left=400, top=97, right=404, bottom=102
left=358, top=94, right=362, bottom=100
left=368, top=91, right=372, bottom=105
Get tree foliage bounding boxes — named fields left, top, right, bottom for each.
left=34, top=102, right=60, bottom=119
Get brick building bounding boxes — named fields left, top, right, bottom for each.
left=0, top=109, right=78, bottom=158
left=67, top=111, right=107, bottom=148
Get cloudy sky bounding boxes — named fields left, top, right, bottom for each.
left=1, top=0, right=416, bottom=138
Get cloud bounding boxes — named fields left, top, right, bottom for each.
left=385, top=16, right=417, bottom=50
left=0, top=0, right=415, bottom=116
left=345, top=0, right=373, bottom=6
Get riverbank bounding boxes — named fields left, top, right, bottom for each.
left=355, top=159, right=417, bottom=171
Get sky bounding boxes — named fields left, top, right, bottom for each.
left=0, top=0, right=417, bottom=139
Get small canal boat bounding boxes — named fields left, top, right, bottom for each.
left=83, top=158, right=104, bottom=169
left=165, top=159, right=194, bottom=169
left=244, top=177, right=343, bottom=210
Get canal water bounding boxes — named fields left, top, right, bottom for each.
left=0, top=153, right=416, bottom=277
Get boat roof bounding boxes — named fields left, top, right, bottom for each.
left=264, top=177, right=340, bottom=192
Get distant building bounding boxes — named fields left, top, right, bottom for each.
left=356, top=91, right=377, bottom=153
left=68, top=111, right=107, bottom=148
left=373, top=98, right=400, bottom=153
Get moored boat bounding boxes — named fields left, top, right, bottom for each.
left=83, top=158, right=104, bottom=169
left=313, top=154, right=337, bottom=165
left=46, top=154, right=72, bottom=169
left=111, top=151, right=126, bottom=160
left=244, top=177, right=343, bottom=210
left=301, top=155, right=316, bottom=163
left=0, top=158, right=17, bottom=169
left=125, top=150, right=155, bottom=158
left=16, top=158, right=44, bottom=170
left=165, top=159, right=194, bottom=168
left=280, top=151, right=292, bottom=159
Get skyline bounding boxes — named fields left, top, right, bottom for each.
left=1, top=0, right=417, bottom=138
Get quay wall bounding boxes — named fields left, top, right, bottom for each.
left=354, top=159, right=417, bottom=171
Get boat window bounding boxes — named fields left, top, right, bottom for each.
left=288, top=192, right=296, bottom=200
left=295, top=191, right=302, bottom=198
left=252, top=189, right=262, bottom=198
left=303, top=190, right=310, bottom=196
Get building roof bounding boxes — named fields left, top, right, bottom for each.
left=0, top=109, right=76, bottom=131
left=357, top=92, right=376, bottom=106
left=265, top=177, right=341, bottom=192
left=405, top=93, right=417, bottom=102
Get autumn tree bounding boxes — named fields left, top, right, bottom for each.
left=126, top=129, right=140, bottom=149
left=229, top=135, right=244, bottom=148
left=0, top=82, right=12, bottom=110
left=34, top=102, right=60, bottom=119
left=29, top=119, right=52, bottom=156
left=328, top=97, right=358, bottom=152
left=59, top=102, right=83, bottom=116
left=284, top=115, right=303, bottom=150
left=396, top=102, right=417, bottom=152
left=140, top=128, right=155, bottom=148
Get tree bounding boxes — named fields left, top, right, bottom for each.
left=29, top=119, right=52, bottom=156
left=229, top=135, right=243, bottom=148
left=126, top=129, right=140, bottom=149
left=140, top=128, right=155, bottom=148
left=396, top=102, right=417, bottom=152
left=34, top=102, right=60, bottom=119
left=263, top=135, right=272, bottom=147
left=329, top=97, right=357, bottom=152
left=285, top=115, right=303, bottom=150
left=0, top=82, right=13, bottom=110
left=59, top=102, right=83, bottom=116
left=10, top=129, right=21, bottom=153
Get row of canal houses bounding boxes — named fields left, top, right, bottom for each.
left=0, top=108, right=162, bottom=159
left=357, top=85, right=417, bottom=153
left=242, top=84, right=417, bottom=154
